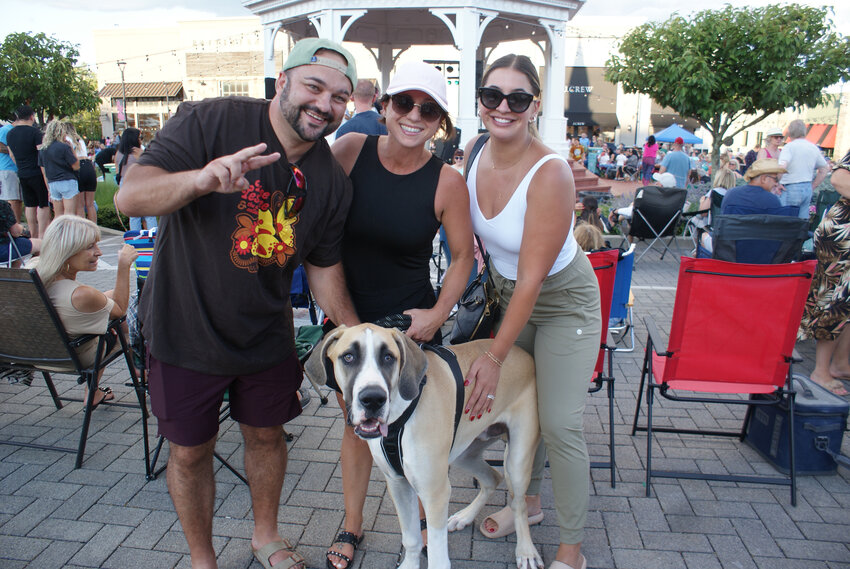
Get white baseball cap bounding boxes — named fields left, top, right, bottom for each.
left=652, top=172, right=677, bottom=187
left=386, top=62, right=449, bottom=113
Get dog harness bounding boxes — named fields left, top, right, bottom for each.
left=380, top=344, right=466, bottom=477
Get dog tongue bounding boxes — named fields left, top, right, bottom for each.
left=380, top=423, right=389, bottom=437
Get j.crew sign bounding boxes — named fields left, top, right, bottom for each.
left=566, top=85, right=594, bottom=93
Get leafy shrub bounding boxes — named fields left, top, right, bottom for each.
left=97, top=204, right=129, bottom=231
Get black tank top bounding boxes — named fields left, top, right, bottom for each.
left=343, top=135, right=443, bottom=324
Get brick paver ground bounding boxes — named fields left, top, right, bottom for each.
left=1, top=231, right=848, bottom=569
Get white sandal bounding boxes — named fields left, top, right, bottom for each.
left=549, top=554, right=586, bottom=569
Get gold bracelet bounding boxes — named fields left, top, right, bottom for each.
left=484, top=350, right=503, bottom=368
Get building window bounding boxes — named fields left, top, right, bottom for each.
left=221, top=81, right=250, bottom=97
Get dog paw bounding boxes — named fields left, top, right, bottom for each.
left=447, top=511, right=474, bottom=532
left=515, top=547, right=544, bottom=569
left=397, top=554, right=420, bottom=569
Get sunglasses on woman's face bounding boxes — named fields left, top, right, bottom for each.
left=390, top=94, right=444, bottom=123
left=284, top=163, right=306, bottom=218
left=477, top=87, right=535, bottom=113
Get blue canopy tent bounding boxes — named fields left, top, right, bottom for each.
left=653, top=124, right=702, bottom=144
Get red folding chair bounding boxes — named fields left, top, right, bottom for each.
left=631, top=257, right=816, bottom=505
left=587, top=249, right=619, bottom=486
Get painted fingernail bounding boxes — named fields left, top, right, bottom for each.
left=463, top=379, right=469, bottom=386
left=477, top=414, right=482, bottom=419
left=470, top=415, right=475, bottom=421
left=464, top=408, right=469, bottom=414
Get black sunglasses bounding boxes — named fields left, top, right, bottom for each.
left=284, top=163, right=306, bottom=218
left=477, top=87, right=535, bottom=113
left=390, top=93, right=444, bottom=123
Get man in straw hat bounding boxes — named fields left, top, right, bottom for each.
left=117, top=38, right=362, bottom=569
left=718, top=158, right=799, bottom=263
left=721, top=158, right=797, bottom=217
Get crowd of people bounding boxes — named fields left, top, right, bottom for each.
left=0, top=104, right=144, bottom=266
left=1, top=35, right=847, bottom=569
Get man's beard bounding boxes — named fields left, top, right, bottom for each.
left=279, top=81, right=341, bottom=142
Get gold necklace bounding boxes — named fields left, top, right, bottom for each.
left=490, top=137, right=533, bottom=171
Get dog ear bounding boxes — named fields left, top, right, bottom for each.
left=394, top=330, right=428, bottom=401
left=304, top=326, right=346, bottom=387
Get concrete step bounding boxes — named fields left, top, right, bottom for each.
left=568, top=160, right=612, bottom=196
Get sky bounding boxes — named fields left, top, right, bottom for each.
left=1, top=0, right=848, bottom=69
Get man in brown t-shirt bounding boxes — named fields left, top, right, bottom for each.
left=117, top=38, right=360, bottom=569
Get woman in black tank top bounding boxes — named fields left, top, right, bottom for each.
left=325, top=62, right=474, bottom=569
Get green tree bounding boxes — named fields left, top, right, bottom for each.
left=70, top=108, right=104, bottom=143
left=70, top=69, right=103, bottom=142
left=0, top=32, right=100, bottom=125
left=605, top=4, right=850, bottom=175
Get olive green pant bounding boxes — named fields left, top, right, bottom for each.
left=491, top=251, right=601, bottom=545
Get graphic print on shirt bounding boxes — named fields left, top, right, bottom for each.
left=230, top=180, right=298, bottom=273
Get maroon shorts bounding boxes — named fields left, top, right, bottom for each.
left=147, top=351, right=302, bottom=447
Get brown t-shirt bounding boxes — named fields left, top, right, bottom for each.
left=137, top=97, right=352, bottom=375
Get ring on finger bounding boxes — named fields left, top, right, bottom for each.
left=486, top=394, right=495, bottom=400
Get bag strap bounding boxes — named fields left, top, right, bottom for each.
left=463, top=133, right=490, bottom=180
left=463, top=134, right=492, bottom=274
left=474, top=234, right=485, bottom=257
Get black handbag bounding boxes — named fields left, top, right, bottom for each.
left=449, top=236, right=499, bottom=344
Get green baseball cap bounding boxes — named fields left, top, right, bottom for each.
left=283, top=38, right=358, bottom=90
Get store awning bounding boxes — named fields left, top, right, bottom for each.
left=649, top=101, right=700, bottom=131
left=98, top=82, right=184, bottom=99
left=805, top=123, right=836, bottom=148
left=563, top=67, right=617, bottom=130
left=565, top=112, right=620, bottom=129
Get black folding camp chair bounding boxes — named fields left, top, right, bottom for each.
left=683, top=190, right=725, bottom=256
left=810, top=188, right=840, bottom=233
left=629, top=186, right=688, bottom=264
left=712, top=214, right=809, bottom=264
left=0, top=267, right=151, bottom=472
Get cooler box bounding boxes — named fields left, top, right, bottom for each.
left=745, top=374, right=849, bottom=475
left=123, top=229, right=156, bottom=281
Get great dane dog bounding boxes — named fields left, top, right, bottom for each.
left=305, top=323, right=543, bottom=569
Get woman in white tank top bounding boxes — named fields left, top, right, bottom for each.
left=463, top=55, right=601, bottom=569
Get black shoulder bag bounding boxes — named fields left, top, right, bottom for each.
left=449, top=134, right=500, bottom=345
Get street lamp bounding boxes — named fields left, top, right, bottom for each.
left=117, top=61, right=128, bottom=130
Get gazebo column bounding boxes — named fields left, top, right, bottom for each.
left=539, top=18, right=568, bottom=157
left=377, top=45, right=392, bottom=94
left=263, top=23, right=282, bottom=99
left=368, top=44, right=408, bottom=94
left=432, top=8, right=498, bottom=148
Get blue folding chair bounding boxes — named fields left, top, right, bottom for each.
left=291, top=265, right=321, bottom=325
left=609, top=243, right=636, bottom=352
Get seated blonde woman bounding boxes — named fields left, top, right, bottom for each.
left=574, top=222, right=605, bottom=252
left=36, top=215, right=138, bottom=406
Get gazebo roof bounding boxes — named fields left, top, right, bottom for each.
left=243, top=0, right=586, bottom=152
left=243, top=0, right=584, bottom=47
